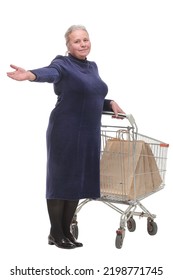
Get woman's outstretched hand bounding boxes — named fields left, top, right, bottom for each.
left=7, top=64, right=36, bottom=81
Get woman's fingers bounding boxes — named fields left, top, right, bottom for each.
left=10, top=64, right=19, bottom=70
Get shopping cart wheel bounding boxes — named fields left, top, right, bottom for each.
left=115, top=228, right=125, bottom=249
left=71, top=215, right=79, bottom=239
left=147, top=218, right=158, bottom=236
left=127, top=217, right=136, bottom=232
left=71, top=223, right=79, bottom=239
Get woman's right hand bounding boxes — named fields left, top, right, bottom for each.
left=7, top=64, right=36, bottom=81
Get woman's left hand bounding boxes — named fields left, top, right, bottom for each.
left=110, top=101, right=126, bottom=119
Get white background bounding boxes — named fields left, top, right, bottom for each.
left=0, top=0, right=172, bottom=279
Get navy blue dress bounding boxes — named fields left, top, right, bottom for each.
left=31, top=54, right=112, bottom=200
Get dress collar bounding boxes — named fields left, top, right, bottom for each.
left=68, top=53, right=87, bottom=63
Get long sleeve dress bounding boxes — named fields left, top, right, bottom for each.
left=30, top=54, right=113, bottom=200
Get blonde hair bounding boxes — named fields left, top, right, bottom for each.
left=64, top=25, right=89, bottom=46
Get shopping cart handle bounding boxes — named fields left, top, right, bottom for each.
left=102, top=111, right=137, bottom=128
left=117, top=113, right=127, bottom=118
left=102, top=111, right=126, bottom=117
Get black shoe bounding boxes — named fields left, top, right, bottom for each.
left=66, top=234, right=83, bottom=247
left=48, top=235, right=76, bottom=249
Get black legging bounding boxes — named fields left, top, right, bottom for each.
left=47, top=199, right=79, bottom=241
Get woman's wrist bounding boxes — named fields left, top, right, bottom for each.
left=110, top=100, right=116, bottom=108
left=27, top=71, right=36, bottom=81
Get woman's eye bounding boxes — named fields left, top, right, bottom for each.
left=74, top=38, right=89, bottom=44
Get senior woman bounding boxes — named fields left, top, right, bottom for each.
left=7, top=25, right=125, bottom=249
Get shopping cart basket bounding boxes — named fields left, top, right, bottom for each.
left=71, top=113, right=169, bottom=249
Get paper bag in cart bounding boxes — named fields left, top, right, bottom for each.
left=100, top=138, right=162, bottom=200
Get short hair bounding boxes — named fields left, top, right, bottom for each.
left=64, top=25, right=89, bottom=46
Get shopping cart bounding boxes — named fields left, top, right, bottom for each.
left=71, top=113, right=169, bottom=249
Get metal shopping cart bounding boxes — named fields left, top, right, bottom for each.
left=71, top=113, right=169, bottom=249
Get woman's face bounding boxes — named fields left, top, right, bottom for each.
left=67, top=29, right=91, bottom=60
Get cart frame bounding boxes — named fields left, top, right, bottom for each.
left=71, top=113, right=169, bottom=249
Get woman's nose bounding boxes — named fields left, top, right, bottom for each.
left=80, top=41, right=86, bottom=47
